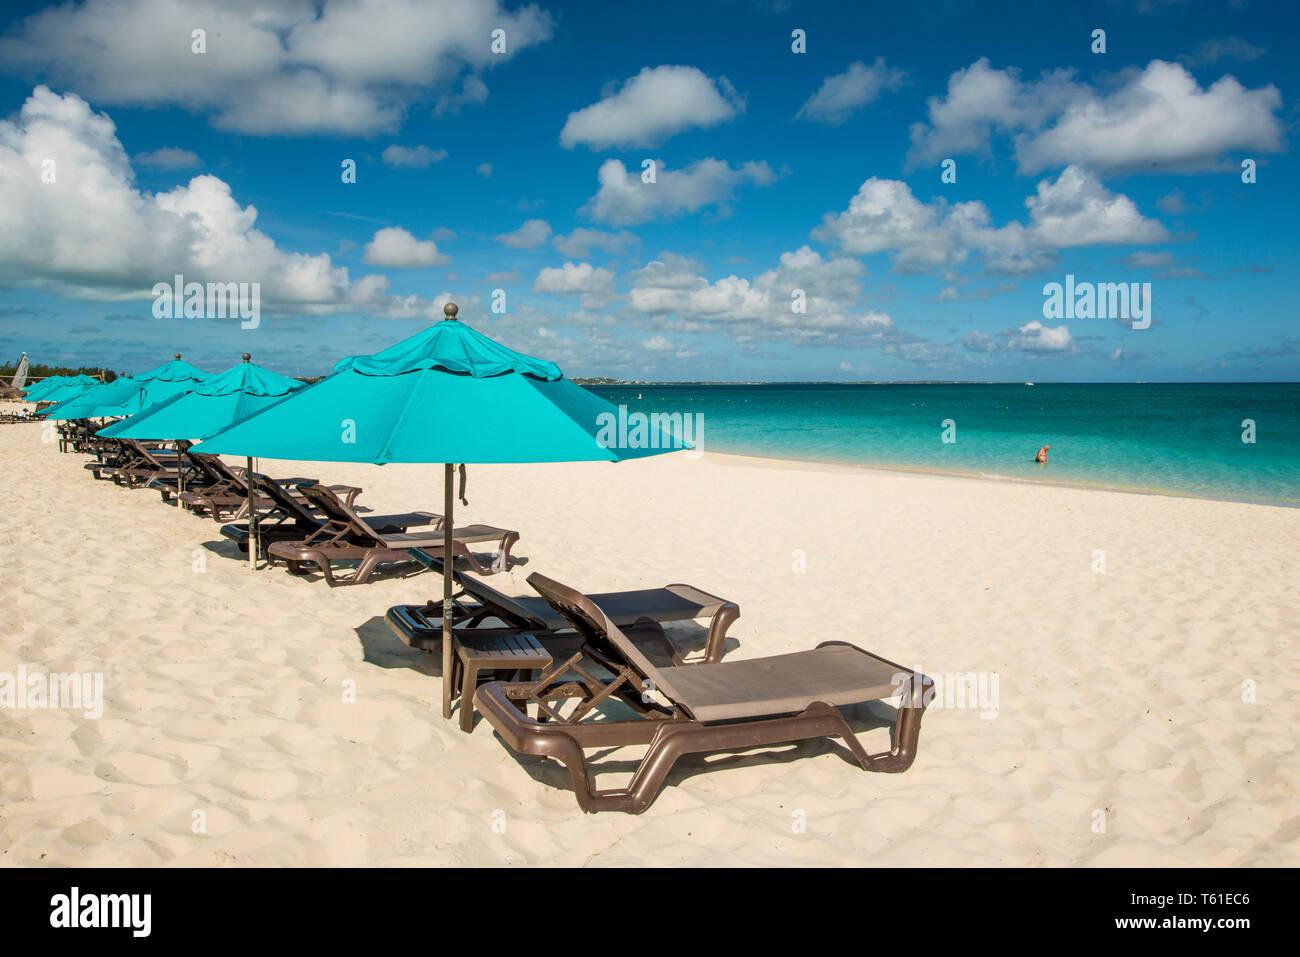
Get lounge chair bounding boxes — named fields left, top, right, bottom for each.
left=266, top=483, right=518, bottom=587
left=386, top=552, right=739, bottom=663
left=473, top=573, right=932, bottom=814
left=178, top=458, right=319, bottom=519
left=84, top=439, right=181, bottom=486
left=220, top=473, right=436, bottom=558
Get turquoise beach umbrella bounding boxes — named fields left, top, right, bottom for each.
left=131, top=354, right=210, bottom=409
left=99, top=353, right=305, bottom=442
left=99, top=353, right=307, bottom=567
left=39, top=376, right=142, bottom=420
left=194, top=303, right=685, bottom=708
left=22, top=375, right=68, bottom=401
left=47, top=355, right=208, bottom=419
left=27, top=374, right=98, bottom=404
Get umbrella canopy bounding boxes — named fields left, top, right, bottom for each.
left=46, top=355, right=208, bottom=419
left=193, top=310, right=676, bottom=464
left=39, top=376, right=142, bottom=419
left=26, top=374, right=98, bottom=403
left=194, top=303, right=686, bottom=715
left=98, top=354, right=306, bottom=441
left=23, top=374, right=67, bottom=400
left=127, top=354, right=210, bottom=411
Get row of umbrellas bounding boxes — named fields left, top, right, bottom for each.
left=39, top=304, right=682, bottom=714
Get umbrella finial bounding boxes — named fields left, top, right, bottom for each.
left=444, top=302, right=458, bottom=321
left=242, top=353, right=251, bottom=362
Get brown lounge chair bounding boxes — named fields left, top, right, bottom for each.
left=266, top=484, right=519, bottom=587
left=178, top=458, right=322, bottom=519
left=473, top=573, right=931, bottom=814
left=220, top=474, right=437, bottom=558
left=386, top=552, right=739, bottom=663
left=84, top=439, right=181, bottom=486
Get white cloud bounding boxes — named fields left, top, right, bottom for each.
left=381, top=145, right=447, bottom=168
left=814, top=165, right=1168, bottom=275
left=909, top=58, right=1283, bottom=174
left=434, top=74, right=488, bottom=117
left=584, top=158, right=777, bottom=225
left=0, top=0, right=553, bottom=135
left=134, top=147, right=200, bottom=169
left=476, top=163, right=493, bottom=177
left=560, top=65, right=742, bottom=149
left=627, top=249, right=896, bottom=347
left=363, top=227, right=448, bottom=268
left=796, top=58, right=907, bottom=124
left=496, top=219, right=552, bottom=249
left=642, top=335, right=674, bottom=351
left=1024, top=165, right=1170, bottom=247
left=0, top=87, right=446, bottom=318
left=552, top=227, right=640, bottom=258
left=1006, top=320, right=1072, bottom=353
left=533, top=261, right=616, bottom=308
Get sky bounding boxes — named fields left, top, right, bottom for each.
left=0, top=0, right=1296, bottom=382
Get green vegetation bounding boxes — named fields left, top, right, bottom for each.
left=0, top=362, right=118, bottom=383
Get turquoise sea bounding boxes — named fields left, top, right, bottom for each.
left=590, top=383, right=1300, bottom=507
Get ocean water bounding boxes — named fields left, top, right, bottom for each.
left=590, top=383, right=1300, bottom=507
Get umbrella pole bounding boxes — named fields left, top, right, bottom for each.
left=441, top=462, right=454, bottom=718
left=247, top=456, right=257, bottom=572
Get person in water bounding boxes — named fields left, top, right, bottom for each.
left=1035, top=444, right=1050, bottom=463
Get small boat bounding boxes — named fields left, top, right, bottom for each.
left=1025, top=381, right=1035, bottom=386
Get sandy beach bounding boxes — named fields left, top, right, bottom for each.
left=1, top=406, right=1297, bottom=867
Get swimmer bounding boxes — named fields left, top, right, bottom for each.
left=1035, top=444, right=1050, bottom=463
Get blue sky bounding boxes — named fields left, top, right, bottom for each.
left=0, top=0, right=1295, bottom=382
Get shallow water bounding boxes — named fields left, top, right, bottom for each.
left=590, top=383, right=1300, bottom=506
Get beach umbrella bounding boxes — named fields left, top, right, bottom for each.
left=27, top=374, right=98, bottom=404
left=98, top=354, right=308, bottom=567
left=131, top=354, right=210, bottom=409
left=44, top=355, right=207, bottom=421
left=23, top=375, right=67, bottom=401
left=39, top=376, right=142, bottom=420
left=194, top=303, right=684, bottom=714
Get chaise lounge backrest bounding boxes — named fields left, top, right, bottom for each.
left=526, top=572, right=689, bottom=707
left=250, top=474, right=319, bottom=524
left=296, top=483, right=384, bottom=542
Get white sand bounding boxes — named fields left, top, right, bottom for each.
left=1, top=410, right=1297, bottom=866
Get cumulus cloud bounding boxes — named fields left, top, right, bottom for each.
left=583, top=158, right=777, bottom=225
left=134, top=147, right=200, bottom=169
left=381, top=145, right=447, bottom=168
left=476, top=163, right=493, bottom=177
left=533, top=261, right=616, bottom=308
left=0, top=0, right=553, bottom=135
left=560, top=65, right=742, bottom=149
left=814, top=165, right=1168, bottom=275
left=363, top=227, right=448, bottom=268
left=1005, top=320, right=1072, bottom=353
left=0, top=87, right=447, bottom=318
left=551, top=227, right=640, bottom=258
left=908, top=58, right=1283, bottom=173
left=627, top=248, right=899, bottom=348
left=796, top=58, right=907, bottom=124
left=496, top=219, right=552, bottom=249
